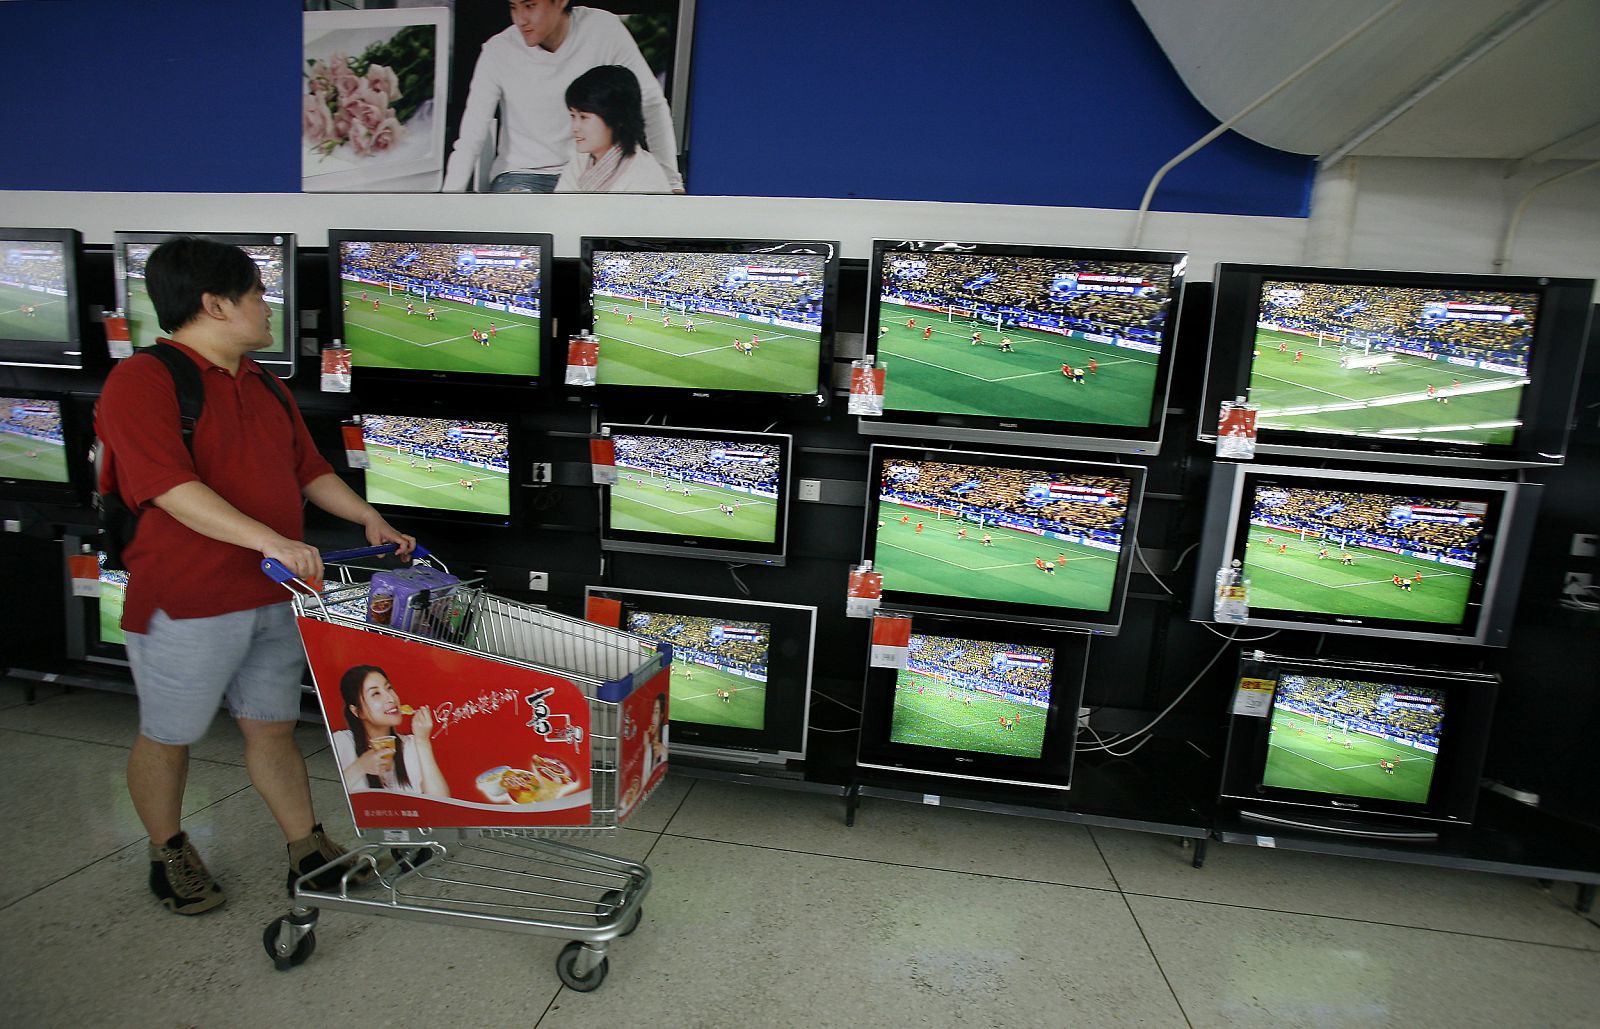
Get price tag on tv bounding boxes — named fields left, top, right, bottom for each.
left=869, top=614, right=912, bottom=669
left=1231, top=677, right=1276, bottom=718
left=585, top=595, right=623, bottom=628
left=847, top=358, right=886, bottom=417
left=846, top=563, right=883, bottom=619
left=103, top=313, right=133, bottom=360
left=67, top=553, right=100, bottom=597
left=1216, top=400, right=1258, bottom=460
left=341, top=423, right=369, bottom=469
left=321, top=346, right=352, bottom=393
left=590, top=437, right=618, bottom=485
left=566, top=335, right=599, bottom=387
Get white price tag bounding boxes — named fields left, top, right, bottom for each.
left=1231, top=676, right=1276, bottom=717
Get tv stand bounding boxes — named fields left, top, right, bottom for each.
left=1237, top=808, right=1440, bottom=843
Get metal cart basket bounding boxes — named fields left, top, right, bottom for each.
left=261, top=545, right=669, bottom=992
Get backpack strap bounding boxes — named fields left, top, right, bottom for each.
left=145, top=341, right=206, bottom=455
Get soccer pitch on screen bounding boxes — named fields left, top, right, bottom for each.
left=1263, top=708, right=1436, bottom=806
left=669, top=660, right=765, bottom=731
left=0, top=282, right=69, bottom=343
left=1248, top=328, right=1523, bottom=446
left=889, top=670, right=1047, bottom=759
left=363, top=444, right=509, bottom=516
left=592, top=298, right=820, bottom=393
left=611, top=469, right=777, bottom=543
left=124, top=279, right=290, bottom=357
left=342, top=282, right=539, bottom=377
left=873, top=504, right=1117, bottom=611
left=0, top=429, right=68, bottom=482
left=876, top=313, right=1159, bottom=425
left=1240, top=525, right=1472, bottom=624
left=100, top=577, right=128, bottom=647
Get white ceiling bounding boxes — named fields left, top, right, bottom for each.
left=1131, top=0, right=1600, bottom=166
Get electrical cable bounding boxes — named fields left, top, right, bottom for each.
left=1132, top=540, right=1174, bottom=595
left=1078, top=629, right=1238, bottom=753
left=726, top=562, right=751, bottom=596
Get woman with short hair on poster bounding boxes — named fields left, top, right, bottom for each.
left=554, top=64, right=671, bottom=193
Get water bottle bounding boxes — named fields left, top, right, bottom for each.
left=1214, top=559, right=1250, bottom=624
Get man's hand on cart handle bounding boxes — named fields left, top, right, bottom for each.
left=362, top=514, right=417, bottom=559
left=261, top=537, right=324, bottom=584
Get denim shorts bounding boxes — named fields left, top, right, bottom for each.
left=125, top=604, right=306, bottom=744
left=488, top=171, right=559, bottom=194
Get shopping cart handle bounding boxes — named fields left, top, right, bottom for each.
left=260, top=542, right=432, bottom=583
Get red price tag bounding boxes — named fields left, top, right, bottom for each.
left=585, top=596, right=623, bottom=628
left=590, top=437, right=617, bottom=485
left=869, top=614, right=913, bottom=668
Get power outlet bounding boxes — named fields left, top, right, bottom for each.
left=1572, top=534, right=1598, bottom=558
left=531, top=462, right=553, bottom=484
left=1078, top=706, right=1092, bottom=729
left=3, top=519, right=20, bottom=532
left=528, top=571, right=549, bottom=592
left=1564, top=572, right=1593, bottom=596
left=797, top=478, right=822, bottom=502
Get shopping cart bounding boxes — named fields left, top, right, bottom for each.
left=260, top=544, right=671, bottom=992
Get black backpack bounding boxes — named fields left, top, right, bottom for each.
left=92, top=342, right=292, bottom=570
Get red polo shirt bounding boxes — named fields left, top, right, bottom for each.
left=95, top=339, right=334, bottom=632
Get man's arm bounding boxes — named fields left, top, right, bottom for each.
left=442, top=45, right=505, bottom=192
left=302, top=473, right=416, bottom=557
left=153, top=480, right=325, bottom=582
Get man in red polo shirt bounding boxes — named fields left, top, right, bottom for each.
left=97, top=237, right=415, bottom=916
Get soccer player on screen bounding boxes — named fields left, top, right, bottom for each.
left=751, top=334, right=760, bottom=349
left=998, top=336, right=1014, bottom=352
left=1088, top=358, right=1098, bottom=375
left=906, top=318, right=915, bottom=329
left=1341, top=553, right=1354, bottom=566
left=922, top=326, right=933, bottom=340
left=1035, top=558, right=1048, bottom=573
left=662, top=314, right=671, bottom=327
left=900, top=514, right=910, bottom=525
left=914, top=522, right=924, bottom=534
left=1056, top=553, right=1067, bottom=567
left=970, top=331, right=983, bottom=346
left=405, top=302, right=415, bottom=316
left=1294, top=350, right=1304, bottom=363
left=1062, top=363, right=1073, bottom=378
left=1278, top=543, right=1288, bottom=554
left=1278, top=341, right=1288, bottom=353
left=1413, top=571, right=1423, bottom=585
left=625, top=313, right=633, bottom=324
left=684, top=317, right=695, bottom=332
left=489, top=323, right=497, bottom=338
left=426, top=307, right=437, bottom=321
left=1319, top=547, right=1329, bottom=560
left=981, top=532, right=993, bottom=546
left=1071, top=367, right=1086, bottom=384
left=957, top=527, right=968, bottom=541
left=372, top=299, right=380, bottom=312
left=342, top=299, right=350, bottom=312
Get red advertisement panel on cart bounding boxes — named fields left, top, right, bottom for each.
left=617, top=664, right=670, bottom=823
left=299, top=617, right=593, bottom=829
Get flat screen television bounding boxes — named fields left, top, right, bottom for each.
left=600, top=424, right=792, bottom=565
left=856, top=613, right=1090, bottom=791
left=0, top=228, right=83, bottom=370
left=579, top=237, right=838, bottom=403
left=585, top=587, right=816, bottom=764
left=327, top=229, right=552, bottom=388
left=861, top=444, right=1145, bottom=632
left=1219, top=653, right=1496, bottom=838
left=1190, top=463, right=1540, bottom=647
left=861, top=239, right=1186, bottom=454
left=356, top=412, right=515, bottom=527
left=0, top=390, right=88, bottom=505
left=63, top=539, right=130, bottom=666
left=1198, top=263, right=1594, bottom=468
left=114, top=231, right=298, bottom=375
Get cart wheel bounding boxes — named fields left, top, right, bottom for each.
left=556, top=941, right=608, bottom=992
left=601, top=889, right=642, bottom=937
left=263, top=917, right=316, bottom=971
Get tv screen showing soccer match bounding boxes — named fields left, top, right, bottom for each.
left=890, top=633, right=1054, bottom=760
left=864, top=240, right=1185, bottom=452
left=0, top=230, right=81, bottom=369
left=603, top=426, right=791, bottom=564
left=331, top=230, right=550, bottom=384
left=624, top=609, right=771, bottom=732
left=582, top=238, right=837, bottom=397
left=116, top=233, right=295, bottom=370
left=359, top=414, right=511, bottom=522
left=864, top=445, right=1143, bottom=631
left=97, top=552, right=129, bottom=648
left=1262, top=674, right=1443, bottom=808
left=0, top=397, right=70, bottom=486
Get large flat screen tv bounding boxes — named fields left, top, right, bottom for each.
left=327, top=229, right=552, bottom=388
left=1197, top=263, right=1593, bottom=468
left=357, top=412, right=515, bottom=527
left=861, top=239, right=1186, bottom=454
left=862, top=444, right=1145, bottom=632
left=1190, top=463, right=1540, bottom=647
left=114, top=231, right=297, bottom=376
left=579, top=237, right=838, bottom=404
left=63, top=539, right=130, bottom=667
left=0, top=390, right=88, bottom=505
left=0, top=228, right=83, bottom=370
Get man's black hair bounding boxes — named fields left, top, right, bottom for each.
left=144, top=236, right=262, bottom=334
left=564, top=65, right=647, bottom=157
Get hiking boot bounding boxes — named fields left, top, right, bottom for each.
left=286, top=822, right=378, bottom=895
left=149, top=832, right=225, bottom=915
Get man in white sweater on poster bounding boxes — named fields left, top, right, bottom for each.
left=443, top=0, right=683, bottom=193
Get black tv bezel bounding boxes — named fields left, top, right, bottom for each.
left=0, top=388, right=91, bottom=506
left=353, top=409, right=521, bottom=529
left=1189, top=463, right=1540, bottom=648
left=326, top=228, right=554, bottom=390
left=1220, top=653, right=1495, bottom=828
left=861, top=443, right=1146, bottom=633
left=856, top=613, right=1090, bottom=791
left=585, top=587, right=816, bottom=763
left=113, top=231, right=299, bottom=376
left=0, top=227, right=84, bottom=370
left=600, top=423, right=793, bottom=566
left=1197, top=262, right=1594, bottom=469
left=577, top=236, right=839, bottom=406
left=860, top=239, right=1187, bottom=455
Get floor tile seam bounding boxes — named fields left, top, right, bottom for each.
left=1114, top=889, right=1196, bottom=1029
left=1122, top=889, right=1600, bottom=954
left=640, top=782, right=696, bottom=864
left=658, top=829, right=1123, bottom=893
left=0, top=833, right=152, bottom=915
left=0, top=724, right=326, bottom=772
left=1084, top=824, right=1128, bottom=895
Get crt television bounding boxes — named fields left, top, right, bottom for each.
left=327, top=229, right=552, bottom=388
left=862, top=444, right=1145, bottom=632
left=1197, top=263, right=1593, bottom=468
left=585, top=587, right=816, bottom=765
left=1219, top=652, right=1496, bottom=838
left=357, top=412, right=515, bottom=527
left=861, top=239, right=1186, bottom=454
left=1190, top=463, right=1540, bottom=647
left=579, top=237, right=839, bottom=403
left=0, top=228, right=83, bottom=370
left=600, top=424, right=792, bottom=566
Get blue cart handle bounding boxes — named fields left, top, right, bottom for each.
left=261, top=542, right=432, bottom=584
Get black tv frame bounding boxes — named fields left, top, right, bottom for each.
left=353, top=409, right=521, bottom=529
left=0, top=227, right=84, bottom=371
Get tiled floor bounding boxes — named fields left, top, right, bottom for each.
left=3, top=678, right=1598, bottom=1027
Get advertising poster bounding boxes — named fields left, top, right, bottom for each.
left=298, top=617, right=593, bottom=829
left=616, top=664, right=670, bottom=824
